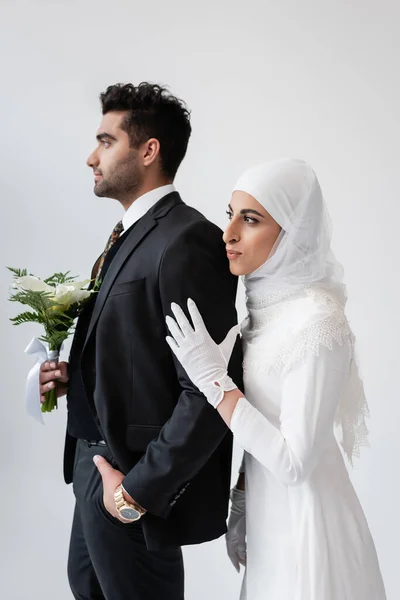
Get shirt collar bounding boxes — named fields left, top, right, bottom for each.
left=121, top=184, right=176, bottom=234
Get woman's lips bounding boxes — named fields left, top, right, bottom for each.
left=226, top=250, right=242, bottom=260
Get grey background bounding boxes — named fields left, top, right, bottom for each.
left=0, top=0, right=398, bottom=598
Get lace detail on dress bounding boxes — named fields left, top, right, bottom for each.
left=334, top=347, right=370, bottom=465
left=242, top=284, right=370, bottom=463
left=243, top=286, right=350, bottom=375
left=247, top=285, right=305, bottom=309
left=245, top=301, right=288, bottom=331
left=244, top=311, right=352, bottom=375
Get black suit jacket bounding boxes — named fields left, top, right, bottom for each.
left=64, top=192, right=243, bottom=550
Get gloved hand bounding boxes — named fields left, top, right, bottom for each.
left=226, top=487, right=247, bottom=572
left=166, top=299, right=240, bottom=408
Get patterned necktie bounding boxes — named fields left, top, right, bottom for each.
left=94, top=220, right=124, bottom=284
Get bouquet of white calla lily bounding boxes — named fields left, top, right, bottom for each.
left=8, top=268, right=96, bottom=415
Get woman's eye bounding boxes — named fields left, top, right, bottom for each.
left=244, top=215, right=259, bottom=224
left=226, top=210, right=233, bottom=220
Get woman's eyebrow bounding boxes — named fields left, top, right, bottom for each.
left=228, top=205, right=264, bottom=218
left=240, top=208, right=265, bottom=218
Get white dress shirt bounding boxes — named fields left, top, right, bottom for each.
left=120, top=184, right=176, bottom=235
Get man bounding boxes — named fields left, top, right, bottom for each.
left=39, top=83, right=242, bottom=600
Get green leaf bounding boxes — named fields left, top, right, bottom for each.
left=9, top=289, right=53, bottom=311
left=44, top=271, right=78, bottom=285
left=7, top=267, right=28, bottom=278
left=39, top=327, right=75, bottom=350
left=10, top=311, right=45, bottom=326
left=93, top=277, right=102, bottom=292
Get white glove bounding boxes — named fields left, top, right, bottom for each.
left=226, top=487, right=247, bottom=572
left=166, top=299, right=240, bottom=408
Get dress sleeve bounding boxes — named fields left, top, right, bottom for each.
left=230, top=340, right=351, bottom=485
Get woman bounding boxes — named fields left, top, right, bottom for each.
left=166, top=159, right=386, bottom=599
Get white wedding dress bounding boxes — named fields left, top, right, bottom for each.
left=231, top=286, right=386, bottom=600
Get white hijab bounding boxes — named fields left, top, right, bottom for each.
left=233, top=159, right=369, bottom=463
left=233, top=158, right=345, bottom=307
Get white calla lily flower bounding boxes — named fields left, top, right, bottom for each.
left=52, top=284, right=92, bottom=307
left=14, top=276, right=54, bottom=294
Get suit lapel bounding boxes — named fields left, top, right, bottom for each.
left=83, top=211, right=157, bottom=350
left=83, top=191, right=184, bottom=352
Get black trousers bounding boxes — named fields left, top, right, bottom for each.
left=68, top=439, right=185, bottom=600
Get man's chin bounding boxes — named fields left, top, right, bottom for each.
left=93, top=183, right=109, bottom=198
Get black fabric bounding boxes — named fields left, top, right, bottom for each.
left=64, top=191, right=243, bottom=551
left=68, top=440, right=184, bottom=600
left=66, top=231, right=131, bottom=440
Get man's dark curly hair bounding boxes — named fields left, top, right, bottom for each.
left=100, top=82, right=191, bottom=179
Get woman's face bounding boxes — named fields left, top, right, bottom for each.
left=223, top=191, right=282, bottom=276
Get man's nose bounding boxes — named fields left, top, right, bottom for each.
left=86, top=149, right=99, bottom=168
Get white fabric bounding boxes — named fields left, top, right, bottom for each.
left=121, top=183, right=175, bottom=234
left=226, top=487, right=247, bottom=573
left=24, top=337, right=60, bottom=424
left=166, top=300, right=239, bottom=407
left=229, top=160, right=384, bottom=598
left=233, top=159, right=345, bottom=305
left=235, top=159, right=367, bottom=463
left=231, top=321, right=386, bottom=599
left=242, top=285, right=369, bottom=463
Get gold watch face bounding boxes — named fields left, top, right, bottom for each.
left=120, top=506, right=141, bottom=521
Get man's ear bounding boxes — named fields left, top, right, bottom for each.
left=142, top=138, right=161, bottom=167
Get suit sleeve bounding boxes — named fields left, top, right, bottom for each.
left=122, top=220, right=243, bottom=517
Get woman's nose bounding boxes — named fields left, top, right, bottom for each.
left=223, top=221, right=240, bottom=244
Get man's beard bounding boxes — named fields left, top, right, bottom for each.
left=94, top=153, right=142, bottom=200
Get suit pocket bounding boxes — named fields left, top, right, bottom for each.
left=126, top=424, right=162, bottom=452
left=108, top=278, right=145, bottom=297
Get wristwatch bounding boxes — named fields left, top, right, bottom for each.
left=114, top=485, right=146, bottom=522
